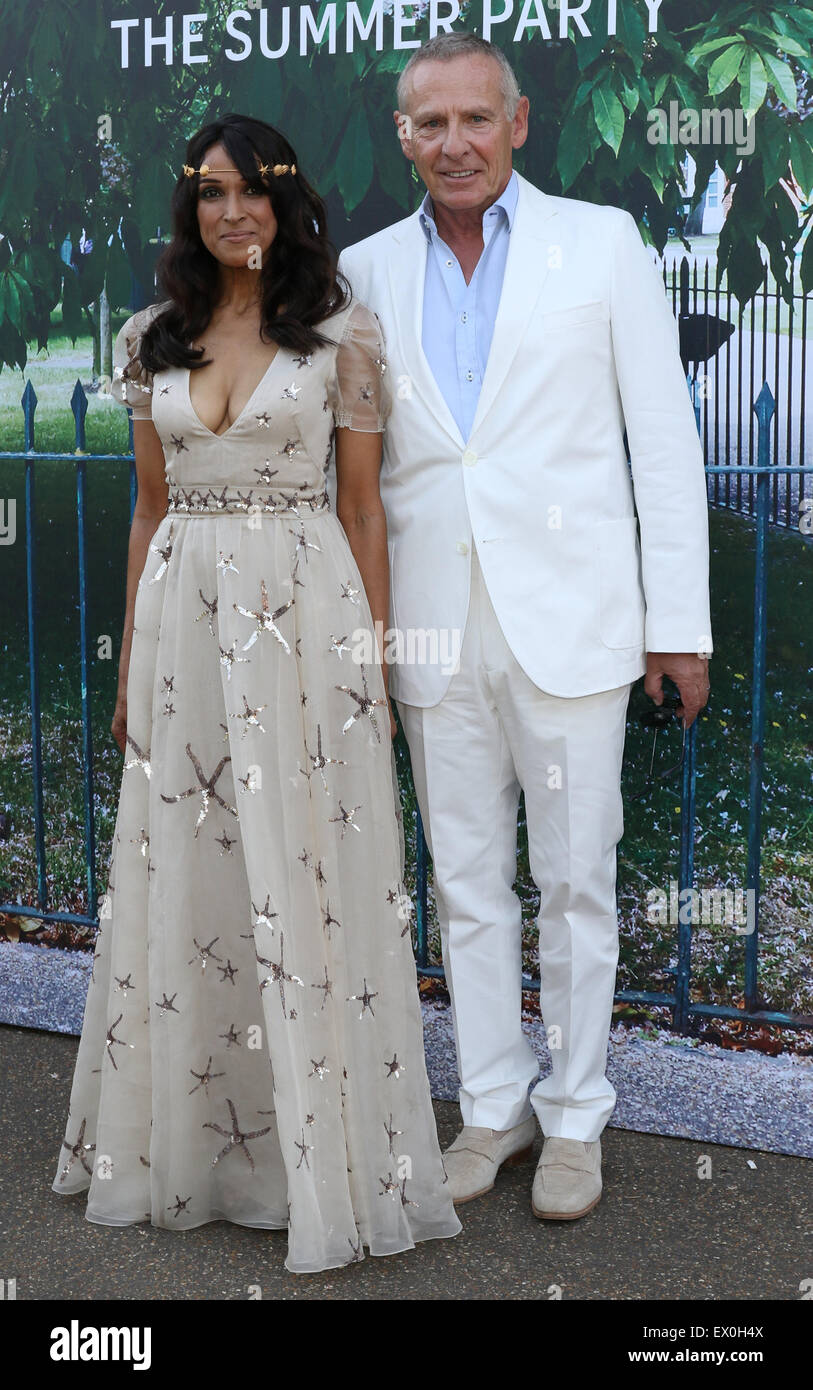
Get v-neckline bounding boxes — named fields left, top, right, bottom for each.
left=183, top=347, right=286, bottom=439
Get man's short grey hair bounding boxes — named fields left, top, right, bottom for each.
left=396, top=33, right=521, bottom=121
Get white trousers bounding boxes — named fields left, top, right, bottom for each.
left=397, top=543, right=632, bottom=1141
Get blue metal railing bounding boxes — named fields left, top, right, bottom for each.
left=2, top=381, right=138, bottom=929
left=1, top=376, right=812, bottom=1033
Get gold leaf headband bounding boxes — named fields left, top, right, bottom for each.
left=181, top=162, right=296, bottom=178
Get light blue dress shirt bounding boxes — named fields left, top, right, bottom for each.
left=419, top=169, right=519, bottom=442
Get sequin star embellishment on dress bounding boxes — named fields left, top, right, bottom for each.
left=384, top=1113, right=403, bottom=1155
left=188, top=1057, right=226, bottom=1096
left=328, top=801, right=362, bottom=838
left=234, top=579, right=295, bottom=654
left=254, top=462, right=279, bottom=485
left=311, top=967, right=333, bottom=1010
left=124, top=736, right=152, bottom=779
left=335, top=664, right=386, bottom=742
left=58, top=1118, right=96, bottom=1182
left=295, top=1129, right=314, bottom=1170
left=251, top=895, right=279, bottom=933
left=304, top=724, right=347, bottom=793
left=218, top=640, right=250, bottom=681
left=187, top=937, right=223, bottom=972
left=160, top=744, right=238, bottom=834
left=346, top=977, right=378, bottom=1019
left=322, top=901, right=341, bottom=939
left=131, top=829, right=149, bottom=857
left=229, top=694, right=268, bottom=738
left=148, top=523, right=175, bottom=583
left=104, top=1014, right=133, bottom=1070
left=289, top=524, right=322, bottom=570
left=202, top=1099, right=273, bottom=1173
left=195, top=590, right=218, bottom=636
left=255, top=931, right=304, bottom=1017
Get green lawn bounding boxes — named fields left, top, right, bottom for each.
left=1, top=327, right=812, bottom=1029
left=665, top=234, right=810, bottom=341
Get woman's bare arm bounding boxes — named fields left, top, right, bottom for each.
left=334, top=427, right=395, bottom=738
left=112, top=418, right=168, bottom=752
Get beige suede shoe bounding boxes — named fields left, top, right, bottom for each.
left=442, top=1116, right=537, bottom=1204
left=531, top=1137, right=602, bottom=1219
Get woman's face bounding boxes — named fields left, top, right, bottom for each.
left=194, top=141, right=278, bottom=271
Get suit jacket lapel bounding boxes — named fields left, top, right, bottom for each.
left=385, top=173, right=559, bottom=448
left=386, top=215, right=466, bottom=450
left=467, top=174, right=559, bottom=440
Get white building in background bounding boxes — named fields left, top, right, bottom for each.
left=682, top=155, right=729, bottom=235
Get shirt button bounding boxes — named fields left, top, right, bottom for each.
left=456, top=541, right=469, bottom=555
left=466, top=370, right=474, bottom=382
left=445, top=259, right=453, bottom=267
left=461, top=312, right=468, bottom=323
left=463, top=449, right=477, bottom=467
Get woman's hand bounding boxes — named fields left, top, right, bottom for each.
left=111, top=695, right=127, bottom=755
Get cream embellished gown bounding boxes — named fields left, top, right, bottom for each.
left=51, top=296, right=461, bottom=1273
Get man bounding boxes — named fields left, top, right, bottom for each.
left=338, top=32, right=711, bottom=1218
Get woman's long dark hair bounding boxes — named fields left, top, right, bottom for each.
left=137, top=113, right=350, bottom=374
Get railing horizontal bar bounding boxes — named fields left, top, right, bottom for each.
left=0, top=903, right=98, bottom=928
left=414, top=964, right=446, bottom=981
left=705, top=466, right=813, bottom=475
left=613, top=989, right=676, bottom=1006
left=687, top=1002, right=812, bottom=1030
left=415, top=976, right=810, bottom=1030
left=0, top=451, right=133, bottom=463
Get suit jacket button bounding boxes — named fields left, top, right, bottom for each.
left=462, top=449, right=478, bottom=466
left=456, top=541, right=469, bottom=555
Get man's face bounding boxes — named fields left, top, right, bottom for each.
left=394, top=55, right=529, bottom=216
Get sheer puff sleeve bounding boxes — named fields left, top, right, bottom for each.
left=328, top=298, right=391, bottom=432
left=111, top=303, right=163, bottom=419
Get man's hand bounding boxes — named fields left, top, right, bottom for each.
left=386, top=691, right=398, bottom=743
left=645, top=652, right=710, bottom=728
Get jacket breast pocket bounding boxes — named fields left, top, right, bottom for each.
left=540, top=300, right=607, bottom=333
left=594, top=516, right=646, bottom=649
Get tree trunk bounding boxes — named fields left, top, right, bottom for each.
left=100, top=286, right=111, bottom=394
left=83, top=300, right=100, bottom=385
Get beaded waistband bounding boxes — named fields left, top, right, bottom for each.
left=166, top=484, right=330, bottom=517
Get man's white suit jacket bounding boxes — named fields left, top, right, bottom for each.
left=337, top=170, right=713, bottom=708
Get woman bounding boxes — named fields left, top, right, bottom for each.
left=51, top=113, right=461, bottom=1273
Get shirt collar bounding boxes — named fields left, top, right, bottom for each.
left=419, top=169, right=519, bottom=242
